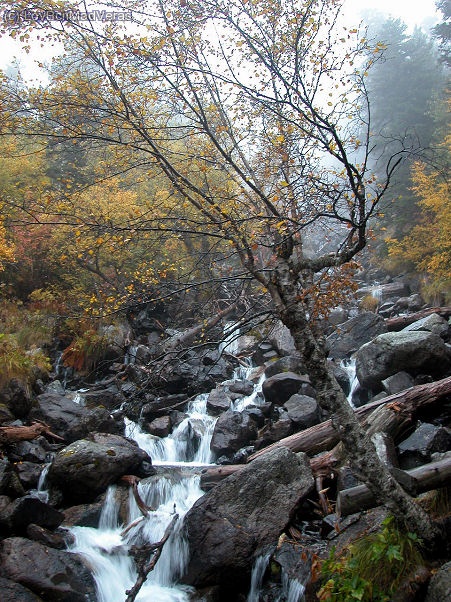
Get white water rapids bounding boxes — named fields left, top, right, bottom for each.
left=64, top=361, right=268, bottom=601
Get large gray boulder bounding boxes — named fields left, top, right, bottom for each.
left=48, top=433, right=152, bottom=503
left=182, top=447, right=314, bottom=589
left=355, top=331, right=450, bottom=389
left=262, top=372, right=310, bottom=404
left=403, top=313, right=450, bottom=339
left=326, top=311, right=387, bottom=360
left=283, top=394, right=320, bottom=430
left=0, top=537, right=96, bottom=601
left=29, top=393, right=120, bottom=442
left=210, top=410, right=258, bottom=457
left=0, top=576, right=43, bottom=602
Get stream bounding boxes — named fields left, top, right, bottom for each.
left=63, top=363, right=265, bottom=601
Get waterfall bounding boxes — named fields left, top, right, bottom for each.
left=281, top=573, right=306, bottom=602
left=247, top=553, right=271, bottom=602
left=219, top=321, right=241, bottom=355
left=68, top=344, right=271, bottom=601
left=340, top=357, right=359, bottom=409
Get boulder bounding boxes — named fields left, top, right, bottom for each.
left=15, top=461, right=42, bottom=490
left=403, top=313, right=449, bottom=339
left=268, top=320, right=297, bottom=356
left=381, top=371, right=415, bottom=395
left=182, top=447, right=314, bottom=590
left=264, top=355, right=306, bottom=379
left=0, top=378, right=33, bottom=418
left=207, top=388, right=232, bottom=416
left=0, top=537, right=96, bottom=601
left=355, top=331, right=451, bottom=389
left=29, top=393, right=120, bottom=442
left=0, top=459, right=25, bottom=498
left=262, top=372, right=310, bottom=404
left=147, top=415, right=172, bottom=437
left=0, top=576, right=43, bottom=602
left=0, top=496, right=63, bottom=536
left=210, top=410, right=258, bottom=457
left=397, top=423, right=451, bottom=469
left=326, top=312, right=387, bottom=360
left=425, top=561, right=451, bottom=602
left=48, top=433, right=152, bottom=503
left=229, top=379, right=254, bottom=396
left=283, top=394, right=320, bottom=430
left=255, top=412, right=293, bottom=447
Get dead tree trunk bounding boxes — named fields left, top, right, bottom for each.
left=337, top=454, right=451, bottom=517
left=0, top=421, right=64, bottom=444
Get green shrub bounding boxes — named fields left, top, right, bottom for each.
left=318, top=516, right=424, bottom=601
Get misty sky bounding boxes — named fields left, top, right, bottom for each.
left=0, top=0, right=441, bottom=79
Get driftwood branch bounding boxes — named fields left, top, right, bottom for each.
left=125, top=513, right=179, bottom=602
left=385, top=307, right=451, bottom=331
left=0, top=421, right=64, bottom=444
left=337, top=454, right=451, bottom=517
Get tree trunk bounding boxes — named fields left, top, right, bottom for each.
left=268, top=256, right=441, bottom=546
left=337, top=454, right=451, bottom=517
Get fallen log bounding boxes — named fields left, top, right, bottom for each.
left=336, top=454, right=451, bottom=517
left=0, top=421, right=64, bottom=444
left=246, top=376, right=451, bottom=463
left=385, top=307, right=451, bottom=331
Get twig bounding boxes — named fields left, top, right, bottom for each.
left=125, top=513, right=179, bottom=602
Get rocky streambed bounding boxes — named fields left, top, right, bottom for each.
left=1, top=286, right=451, bottom=601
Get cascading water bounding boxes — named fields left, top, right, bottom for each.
left=247, top=553, right=271, bottom=602
left=340, top=357, right=359, bottom=408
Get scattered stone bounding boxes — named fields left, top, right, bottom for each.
left=262, top=372, right=309, bottom=404
left=0, top=378, right=33, bottom=418
left=283, top=394, right=320, bottom=430
left=268, top=320, right=297, bottom=356
left=0, top=496, right=63, bottom=535
left=148, top=415, right=172, bottom=437
left=207, top=387, right=232, bottom=416
left=356, top=331, right=450, bottom=390
left=0, top=576, right=43, bottom=602
left=0, top=536, right=96, bottom=601
left=264, top=355, right=306, bottom=378
left=229, top=380, right=254, bottom=396
left=398, top=423, right=451, bottom=469
left=425, top=561, right=451, bottom=602
left=48, top=433, right=152, bottom=503
left=381, top=371, right=415, bottom=395
left=403, top=313, right=450, bottom=339
left=326, top=312, right=387, bottom=360
left=210, top=410, right=258, bottom=457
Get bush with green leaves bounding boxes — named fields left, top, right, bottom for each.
left=0, top=333, right=51, bottom=390
left=318, top=516, right=424, bottom=601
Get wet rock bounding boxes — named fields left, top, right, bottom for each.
left=0, top=496, right=63, bottom=535
left=268, top=320, right=297, bottom=356
left=48, top=433, right=152, bottom=503
left=0, top=536, right=96, bottom=601
left=403, top=313, right=450, bottom=339
left=207, top=387, right=232, bottom=416
left=15, top=461, right=42, bottom=490
left=0, top=378, right=33, bottom=418
left=182, top=447, right=314, bottom=589
left=148, top=415, right=172, bottom=437
left=264, top=355, right=306, bottom=378
left=8, top=436, right=51, bottom=463
left=210, top=410, right=258, bottom=457
left=262, top=372, right=309, bottom=404
left=283, top=394, right=320, bottom=430
left=80, top=387, right=122, bottom=410
left=229, top=379, right=254, bottom=396
left=407, top=293, right=424, bottom=311
left=62, top=501, right=103, bottom=527
left=0, top=576, right=43, bottom=602
left=242, top=407, right=266, bottom=427
left=27, top=524, right=72, bottom=549
left=356, top=331, right=450, bottom=390
left=425, top=561, right=451, bottom=602
left=326, top=312, right=387, bottom=360
left=141, top=394, right=188, bottom=420
left=29, top=393, right=120, bottom=442
left=0, top=459, right=25, bottom=498
left=256, top=412, right=293, bottom=447
left=398, top=423, right=451, bottom=469
left=381, top=371, right=415, bottom=395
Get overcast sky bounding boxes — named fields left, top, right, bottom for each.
left=0, top=0, right=441, bottom=79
